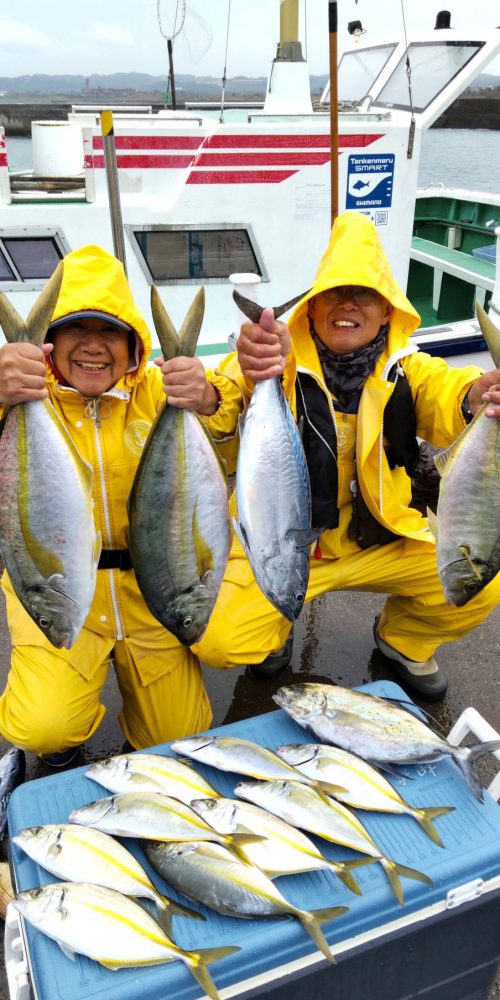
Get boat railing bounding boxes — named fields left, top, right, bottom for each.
left=70, top=105, right=154, bottom=115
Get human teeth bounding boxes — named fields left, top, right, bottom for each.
left=75, top=362, right=107, bottom=370
left=334, top=321, right=356, bottom=327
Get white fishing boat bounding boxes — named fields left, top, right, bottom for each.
left=0, top=1, right=499, bottom=366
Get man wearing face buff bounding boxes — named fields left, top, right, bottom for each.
left=0, top=244, right=243, bottom=766
left=192, top=212, right=500, bottom=702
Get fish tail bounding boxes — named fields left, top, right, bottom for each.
left=154, top=903, right=173, bottom=938
left=454, top=740, right=500, bottom=802
left=330, top=857, right=374, bottom=895
left=379, top=858, right=432, bottom=906
left=298, top=907, right=345, bottom=965
left=189, top=946, right=241, bottom=1000
left=415, top=805, right=455, bottom=847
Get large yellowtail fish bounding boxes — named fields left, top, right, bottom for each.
left=13, top=882, right=238, bottom=999
left=86, top=751, right=219, bottom=804
left=232, top=291, right=317, bottom=621
left=12, top=823, right=203, bottom=935
left=428, top=301, right=500, bottom=606
left=276, top=743, right=454, bottom=847
left=0, top=265, right=100, bottom=648
left=274, top=683, right=500, bottom=802
left=236, top=779, right=432, bottom=906
left=128, top=286, right=231, bottom=644
left=191, top=795, right=370, bottom=893
left=144, top=839, right=346, bottom=964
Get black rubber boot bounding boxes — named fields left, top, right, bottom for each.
left=42, top=745, right=84, bottom=769
left=373, top=616, right=448, bottom=702
left=248, top=629, right=294, bottom=680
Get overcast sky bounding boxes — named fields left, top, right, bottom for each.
left=1, top=0, right=500, bottom=78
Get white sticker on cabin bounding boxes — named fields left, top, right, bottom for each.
left=346, top=154, right=395, bottom=212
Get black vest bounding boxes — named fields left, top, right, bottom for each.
left=295, top=363, right=421, bottom=548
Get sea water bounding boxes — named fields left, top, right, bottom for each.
left=5, top=128, right=500, bottom=193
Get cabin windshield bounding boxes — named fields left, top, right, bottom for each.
left=373, top=40, right=484, bottom=112
left=338, top=44, right=396, bottom=105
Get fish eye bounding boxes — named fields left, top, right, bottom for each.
left=295, top=591, right=304, bottom=603
left=38, top=616, right=51, bottom=629
left=183, top=616, right=193, bottom=628
left=31, top=888, right=43, bottom=898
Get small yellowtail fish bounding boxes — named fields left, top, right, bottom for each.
left=0, top=861, right=14, bottom=920
left=273, top=683, right=500, bottom=802
left=13, top=882, right=238, bottom=1000
left=69, top=792, right=258, bottom=851
left=170, top=735, right=344, bottom=793
left=232, top=290, right=317, bottom=621
left=191, top=796, right=370, bottom=893
left=128, top=286, right=231, bottom=645
left=0, top=264, right=101, bottom=648
left=235, top=779, right=432, bottom=907
left=428, top=301, right=500, bottom=606
left=86, top=752, right=219, bottom=804
left=144, top=840, right=346, bottom=965
left=276, top=743, right=454, bottom=847
left=12, top=823, right=203, bottom=936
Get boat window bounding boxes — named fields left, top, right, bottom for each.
left=373, top=41, right=483, bottom=113
left=0, top=236, right=63, bottom=282
left=338, top=44, right=396, bottom=104
left=130, top=226, right=265, bottom=283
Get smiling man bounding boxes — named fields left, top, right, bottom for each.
left=193, top=211, right=500, bottom=702
left=0, top=244, right=243, bottom=769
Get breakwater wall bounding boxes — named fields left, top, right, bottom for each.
left=1, top=98, right=499, bottom=136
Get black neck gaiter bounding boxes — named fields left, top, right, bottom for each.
left=311, top=322, right=389, bottom=413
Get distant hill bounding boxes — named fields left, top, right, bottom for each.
left=0, top=71, right=326, bottom=99
left=466, top=71, right=500, bottom=91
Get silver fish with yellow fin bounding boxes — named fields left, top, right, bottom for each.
left=428, top=301, right=500, bottom=606
left=86, top=751, right=219, bottom=804
left=0, top=265, right=101, bottom=648
left=13, top=881, right=238, bottom=1000
left=232, top=290, right=316, bottom=621
left=144, top=839, right=346, bottom=964
left=128, top=286, right=231, bottom=644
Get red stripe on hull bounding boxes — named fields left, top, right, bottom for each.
left=205, top=133, right=384, bottom=148
left=91, top=154, right=196, bottom=169
left=187, top=170, right=297, bottom=184
left=93, top=135, right=202, bottom=150
left=194, top=152, right=331, bottom=166
left=0, top=153, right=7, bottom=167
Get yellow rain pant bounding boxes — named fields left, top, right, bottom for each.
left=0, top=580, right=212, bottom=755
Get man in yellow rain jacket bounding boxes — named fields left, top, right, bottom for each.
left=0, top=244, right=243, bottom=764
left=194, top=212, right=500, bottom=701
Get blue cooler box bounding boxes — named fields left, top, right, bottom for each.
left=6, top=681, right=500, bottom=1000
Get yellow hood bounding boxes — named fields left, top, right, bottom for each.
left=289, top=211, right=421, bottom=347
left=48, top=244, right=151, bottom=387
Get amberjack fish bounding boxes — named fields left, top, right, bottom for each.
left=86, top=751, right=219, bottom=804
left=13, top=882, right=238, bottom=999
left=0, top=264, right=100, bottom=648
left=12, top=823, right=203, bottom=936
left=274, top=683, right=500, bottom=802
left=276, top=743, right=454, bottom=847
left=428, top=301, right=500, bottom=606
left=232, top=290, right=316, bottom=621
left=235, top=779, right=432, bottom=906
left=144, top=839, right=346, bottom=964
left=128, top=286, right=231, bottom=644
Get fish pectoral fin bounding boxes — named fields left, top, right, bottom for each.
left=426, top=507, right=438, bottom=541
left=192, top=502, right=214, bottom=579
left=58, top=942, right=77, bottom=962
left=232, top=517, right=249, bottom=552
left=457, top=545, right=483, bottom=581
left=285, top=527, right=319, bottom=550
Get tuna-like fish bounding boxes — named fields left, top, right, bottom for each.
left=0, top=746, right=25, bottom=846
left=235, top=779, right=432, bottom=906
left=273, top=683, right=500, bottom=802
left=13, top=882, right=238, bottom=999
left=171, top=734, right=342, bottom=791
left=144, top=839, right=346, bottom=964
left=191, top=795, right=370, bottom=892
left=69, top=791, right=255, bottom=850
left=232, top=291, right=316, bottom=621
left=128, top=286, right=231, bottom=645
left=86, top=752, right=219, bottom=804
left=428, top=301, right=500, bottom=606
left=276, top=743, right=454, bottom=847
left=12, top=823, right=202, bottom=935
left=0, top=265, right=101, bottom=648
left=0, top=861, right=14, bottom=920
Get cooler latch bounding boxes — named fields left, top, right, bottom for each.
left=446, top=878, right=483, bottom=909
